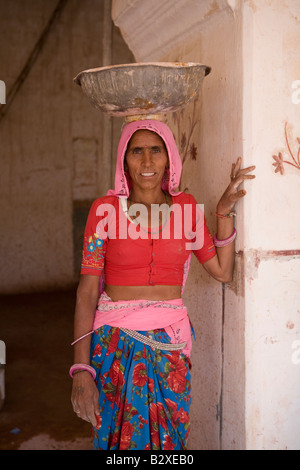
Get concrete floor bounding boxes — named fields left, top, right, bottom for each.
left=0, top=289, right=94, bottom=450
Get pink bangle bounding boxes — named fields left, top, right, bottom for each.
left=69, top=363, right=96, bottom=380
left=213, top=228, right=237, bottom=247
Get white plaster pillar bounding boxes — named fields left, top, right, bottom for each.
left=241, top=0, right=300, bottom=450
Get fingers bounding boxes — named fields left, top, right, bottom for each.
left=231, top=157, right=256, bottom=184
left=72, top=402, right=98, bottom=427
left=231, top=156, right=243, bottom=180
left=71, top=381, right=99, bottom=427
left=217, top=158, right=255, bottom=213
left=231, top=189, right=247, bottom=202
left=231, top=174, right=255, bottom=189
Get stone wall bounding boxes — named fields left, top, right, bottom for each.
left=0, top=0, right=134, bottom=293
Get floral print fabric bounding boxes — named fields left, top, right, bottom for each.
left=81, top=232, right=106, bottom=274
left=90, top=325, right=192, bottom=450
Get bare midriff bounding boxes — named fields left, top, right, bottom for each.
left=104, top=284, right=182, bottom=301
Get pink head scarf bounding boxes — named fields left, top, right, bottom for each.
left=107, top=120, right=182, bottom=197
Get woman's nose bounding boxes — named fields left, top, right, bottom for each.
left=141, top=148, right=152, bottom=165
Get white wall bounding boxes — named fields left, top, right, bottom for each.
left=113, top=0, right=245, bottom=450
left=242, top=0, right=300, bottom=450
left=112, top=0, right=300, bottom=450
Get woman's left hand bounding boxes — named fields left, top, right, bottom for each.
left=216, top=157, right=256, bottom=215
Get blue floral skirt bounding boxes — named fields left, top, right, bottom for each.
left=90, top=325, right=192, bottom=450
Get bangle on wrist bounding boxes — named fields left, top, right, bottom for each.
left=72, top=369, right=90, bottom=376
left=69, top=363, right=96, bottom=380
left=213, top=228, right=237, bottom=247
left=215, top=211, right=236, bottom=219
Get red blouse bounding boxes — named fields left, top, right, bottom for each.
left=80, top=193, right=216, bottom=286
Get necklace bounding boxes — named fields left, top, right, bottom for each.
left=127, top=191, right=171, bottom=234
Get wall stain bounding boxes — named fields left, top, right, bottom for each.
left=245, top=249, right=300, bottom=282
left=227, top=250, right=245, bottom=297
left=204, top=0, right=220, bottom=19
left=227, top=249, right=300, bottom=292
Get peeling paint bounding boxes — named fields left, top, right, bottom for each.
left=227, top=250, right=245, bottom=297
left=245, top=249, right=300, bottom=281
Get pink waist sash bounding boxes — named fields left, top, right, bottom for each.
left=93, top=293, right=192, bottom=357
left=72, top=293, right=193, bottom=357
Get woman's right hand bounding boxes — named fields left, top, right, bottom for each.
left=71, top=371, right=100, bottom=428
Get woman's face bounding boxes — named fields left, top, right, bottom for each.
left=125, top=130, right=169, bottom=192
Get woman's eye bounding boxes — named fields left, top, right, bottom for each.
left=129, top=146, right=164, bottom=155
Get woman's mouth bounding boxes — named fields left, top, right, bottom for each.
left=140, top=172, right=155, bottom=177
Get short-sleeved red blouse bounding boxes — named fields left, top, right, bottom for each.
left=80, top=193, right=216, bottom=286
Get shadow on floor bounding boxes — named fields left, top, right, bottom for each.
left=0, top=289, right=93, bottom=450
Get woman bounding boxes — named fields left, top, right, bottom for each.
left=70, top=119, right=255, bottom=450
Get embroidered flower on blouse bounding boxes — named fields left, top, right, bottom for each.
left=95, top=238, right=104, bottom=248
left=88, top=241, right=95, bottom=252
left=88, top=234, right=104, bottom=251
left=81, top=233, right=105, bottom=271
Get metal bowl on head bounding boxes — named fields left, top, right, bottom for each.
left=74, top=62, right=211, bottom=118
